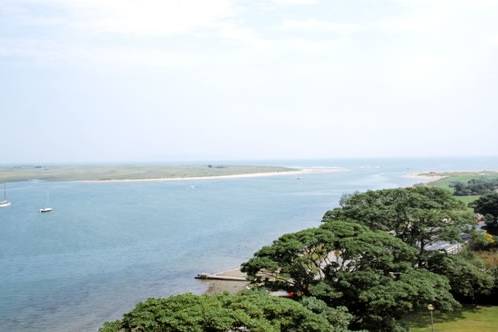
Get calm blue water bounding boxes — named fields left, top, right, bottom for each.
left=1, top=157, right=497, bottom=331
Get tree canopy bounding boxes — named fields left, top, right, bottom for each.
left=322, top=187, right=473, bottom=261
left=242, top=220, right=458, bottom=331
left=99, top=292, right=350, bottom=332
left=427, top=251, right=495, bottom=303
left=473, top=192, right=498, bottom=226
left=451, top=178, right=498, bottom=196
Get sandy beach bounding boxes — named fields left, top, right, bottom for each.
left=403, top=171, right=447, bottom=183
left=79, top=167, right=347, bottom=183
left=200, top=268, right=249, bottom=295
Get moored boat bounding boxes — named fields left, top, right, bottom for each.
left=0, top=184, right=11, bottom=208
left=39, top=191, right=54, bottom=213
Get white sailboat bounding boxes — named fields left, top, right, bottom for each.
left=40, top=192, right=54, bottom=213
left=0, top=184, right=11, bottom=208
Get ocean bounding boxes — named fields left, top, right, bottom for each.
left=1, top=157, right=497, bottom=331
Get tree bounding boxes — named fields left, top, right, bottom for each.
left=299, top=297, right=352, bottom=331
left=99, top=291, right=349, bottom=332
left=451, top=178, right=498, bottom=196
left=242, top=220, right=458, bottom=331
left=322, top=187, right=473, bottom=262
left=241, top=221, right=416, bottom=295
left=427, top=252, right=495, bottom=303
left=310, top=268, right=457, bottom=331
left=241, top=227, right=338, bottom=294
left=473, top=192, right=498, bottom=226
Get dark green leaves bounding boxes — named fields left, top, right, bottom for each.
left=323, top=187, right=473, bottom=258
left=98, top=292, right=347, bottom=332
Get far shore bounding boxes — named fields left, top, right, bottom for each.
left=0, top=164, right=347, bottom=183
left=405, top=170, right=498, bottom=185
left=403, top=171, right=447, bottom=183
left=78, top=167, right=347, bottom=183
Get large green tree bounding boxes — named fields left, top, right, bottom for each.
left=99, top=292, right=350, bottom=332
left=427, top=251, right=495, bottom=303
left=242, top=220, right=458, bottom=331
left=322, top=187, right=473, bottom=261
left=472, top=192, right=498, bottom=227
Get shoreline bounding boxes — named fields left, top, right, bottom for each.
left=202, top=169, right=451, bottom=295
left=199, top=267, right=249, bottom=295
left=404, top=169, right=498, bottom=185
left=402, top=171, right=447, bottom=183
left=78, top=167, right=347, bottom=183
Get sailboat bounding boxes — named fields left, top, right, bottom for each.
left=0, top=184, right=11, bottom=208
left=40, top=191, right=54, bottom=213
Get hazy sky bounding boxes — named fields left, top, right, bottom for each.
left=1, top=0, right=498, bottom=163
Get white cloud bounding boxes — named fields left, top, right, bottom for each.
left=280, top=19, right=360, bottom=34
left=271, top=0, right=318, bottom=5
left=3, top=0, right=235, bottom=36
left=2, top=0, right=498, bottom=160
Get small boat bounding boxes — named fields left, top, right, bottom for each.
left=0, top=184, right=11, bottom=208
left=39, top=191, right=53, bottom=213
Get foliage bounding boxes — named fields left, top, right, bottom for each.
left=322, top=187, right=473, bottom=262
left=242, top=220, right=458, bottom=331
left=451, top=178, right=498, bottom=196
left=242, top=221, right=416, bottom=294
left=473, top=193, right=498, bottom=226
left=427, top=251, right=495, bottom=303
left=299, top=297, right=352, bottom=332
left=312, top=267, right=458, bottom=331
left=470, top=230, right=497, bottom=250
left=98, top=291, right=349, bottom=332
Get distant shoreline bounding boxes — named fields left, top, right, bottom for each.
left=79, top=167, right=346, bottom=183
left=403, top=171, right=447, bottom=183
left=405, top=170, right=498, bottom=185
left=0, top=164, right=346, bottom=183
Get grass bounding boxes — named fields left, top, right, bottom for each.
left=475, top=249, right=498, bottom=267
left=0, top=164, right=296, bottom=182
left=407, top=306, right=498, bottom=332
left=425, top=171, right=498, bottom=205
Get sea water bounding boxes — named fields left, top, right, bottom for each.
left=1, top=157, right=497, bottom=331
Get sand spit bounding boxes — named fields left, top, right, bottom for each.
left=80, top=167, right=347, bottom=183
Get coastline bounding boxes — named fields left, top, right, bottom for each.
left=203, top=170, right=448, bottom=295
left=200, top=268, right=249, bottom=295
left=404, top=170, right=498, bottom=185
left=78, top=167, right=346, bottom=183
left=402, top=171, right=447, bottom=183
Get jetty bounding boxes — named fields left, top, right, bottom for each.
left=195, top=273, right=247, bottom=282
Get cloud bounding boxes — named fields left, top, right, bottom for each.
left=279, top=19, right=360, bottom=34
left=2, top=0, right=498, bottom=72
left=271, top=0, right=318, bottom=5
left=3, top=0, right=235, bottom=36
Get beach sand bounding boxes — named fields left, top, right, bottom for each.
left=81, top=167, right=346, bottom=183
left=200, top=268, right=249, bottom=295
left=403, top=171, right=447, bottom=183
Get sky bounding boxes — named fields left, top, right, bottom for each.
left=1, top=0, right=498, bottom=163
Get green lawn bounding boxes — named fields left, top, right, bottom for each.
left=454, top=195, right=480, bottom=205
left=408, top=306, right=498, bottom=332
